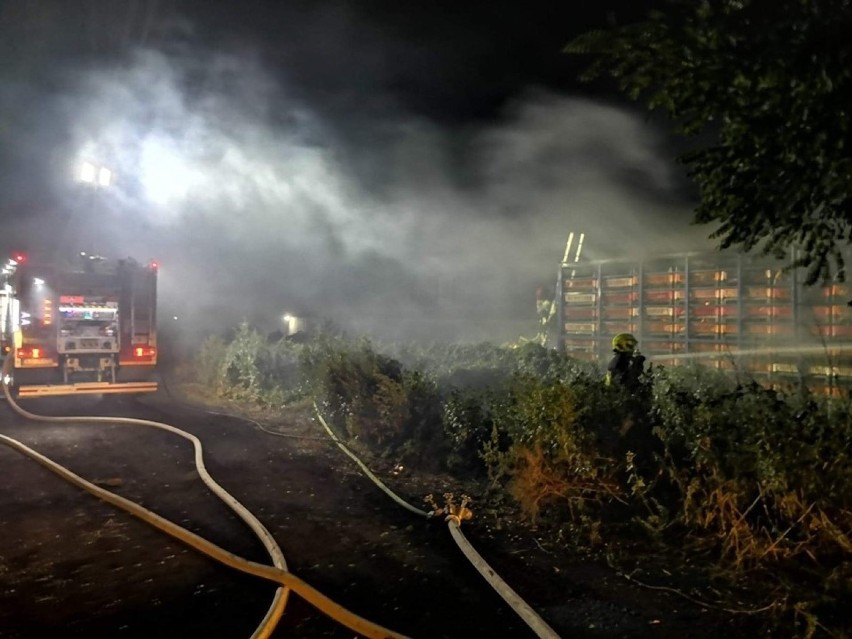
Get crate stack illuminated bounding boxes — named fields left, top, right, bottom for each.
left=557, top=252, right=852, bottom=393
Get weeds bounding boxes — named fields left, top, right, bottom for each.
left=189, top=326, right=851, bottom=637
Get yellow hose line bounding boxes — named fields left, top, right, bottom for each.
left=445, top=517, right=562, bottom=639
left=0, top=357, right=288, bottom=639
left=0, top=433, right=408, bottom=639
left=1, top=362, right=410, bottom=639
left=313, top=404, right=432, bottom=518
left=314, top=403, right=563, bottom=639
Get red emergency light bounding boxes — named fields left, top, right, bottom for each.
left=133, top=345, right=157, bottom=359
left=11, top=252, right=27, bottom=265
left=17, top=346, right=42, bottom=359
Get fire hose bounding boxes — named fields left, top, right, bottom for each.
left=150, top=381, right=563, bottom=638
left=0, top=358, right=408, bottom=639
left=313, top=404, right=562, bottom=639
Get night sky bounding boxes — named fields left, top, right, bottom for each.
left=0, top=0, right=713, bottom=342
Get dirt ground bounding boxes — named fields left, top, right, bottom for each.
left=0, top=389, right=766, bottom=638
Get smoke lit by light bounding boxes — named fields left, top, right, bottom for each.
left=139, top=136, right=198, bottom=205
left=3, top=11, right=714, bottom=344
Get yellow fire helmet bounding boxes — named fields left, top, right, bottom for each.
left=612, top=332, right=638, bottom=353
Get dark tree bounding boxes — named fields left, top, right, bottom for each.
left=567, top=0, right=852, bottom=283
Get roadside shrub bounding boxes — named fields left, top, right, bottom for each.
left=650, top=364, right=852, bottom=569
left=196, top=322, right=307, bottom=408
left=387, top=341, right=519, bottom=379
left=301, top=337, right=449, bottom=460
left=258, top=337, right=307, bottom=401
left=218, top=322, right=266, bottom=402
left=185, top=326, right=850, bottom=637
left=483, top=371, right=631, bottom=524
left=396, top=370, right=445, bottom=467
left=300, top=335, right=408, bottom=445
left=441, top=387, right=503, bottom=475
left=195, top=334, right=227, bottom=388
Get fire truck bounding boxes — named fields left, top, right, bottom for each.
left=1, top=252, right=158, bottom=398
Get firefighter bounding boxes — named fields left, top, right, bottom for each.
left=604, top=332, right=653, bottom=463
left=606, top=332, right=646, bottom=390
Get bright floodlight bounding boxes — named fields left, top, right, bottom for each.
left=98, top=167, right=112, bottom=187
left=79, top=161, right=97, bottom=183
left=78, top=161, right=112, bottom=187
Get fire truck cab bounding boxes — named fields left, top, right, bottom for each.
left=1, top=253, right=158, bottom=398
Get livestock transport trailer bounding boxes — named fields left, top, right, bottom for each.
left=556, top=251, right=852, bottom=394
left=1, top=252, right=158, bottom=397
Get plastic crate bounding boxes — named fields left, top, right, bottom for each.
left=564, top=322, right=597, bottom=334
left=743, top=323, right=794, bottom=336
left=562, top=277, right=597, bottom=289
left=811, top=324, right=852, bottom=338
left=690, top=287, right=738, bottom=300
left=603, top=307, right=638, bottom=319
left=645, top=321, right=685, bottom=334
left=744, top=306, right=794, bottom=319
left=745, top=286, right=791, bottom=300
left=563, top=306, right=597, bottom=319
left=690, top=270, right=729, bottom=285
left=603, top=276, right=636, bottom=288
left=690, top=304, right=735, bottom=317
left=645, top=306, right=684, bottom=317
left=810, top=305, right=848, bottom=320
left=644, top=340, right=687, bottom=353
left=603, top=321, right=638, bottom=334
left=602, top=292, right=638, bottom=305
left=564, top=292, right=596, bottom=304
left=689, top=322, right=735, bottom=336
left=645, top=273, right=683, bottom=286
left=644, top=290, right=684, bottom=303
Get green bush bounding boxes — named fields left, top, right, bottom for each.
left=650, top=365, right=852, bottom=567
left=195, top=334, right=227, bottom=388
left=256, top=336, right=307, bottom=402
left=195, top=322, right=307, bottom=408
left=219, top=322, right=266, bottom=402
left=492, top=375, right=607, bottom=519
left=299, top=335, right=407, bottom=445
left=395, top=369, right=445, bottom=467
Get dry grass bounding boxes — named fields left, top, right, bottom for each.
left=682, top=481, right=851, bottom=571
left=508, top=443, right=622, bottom=524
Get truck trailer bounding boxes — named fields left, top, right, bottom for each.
left=1, top=253, right=158, bottom=398
left=554, top=251, right=852, bottom=394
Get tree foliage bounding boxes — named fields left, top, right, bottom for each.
left=567, top=0, right=852, bottom=283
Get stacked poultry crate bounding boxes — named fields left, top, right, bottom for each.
left=557, top=252, right=852, bottom=394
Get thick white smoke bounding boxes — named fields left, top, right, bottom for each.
left=61, top=46, right=710, bottom=343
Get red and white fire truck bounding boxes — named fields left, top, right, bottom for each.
left=1, top=252, right=158, bottom=397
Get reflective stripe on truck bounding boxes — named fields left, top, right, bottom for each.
left=17, top=381, right=158, bottom=397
